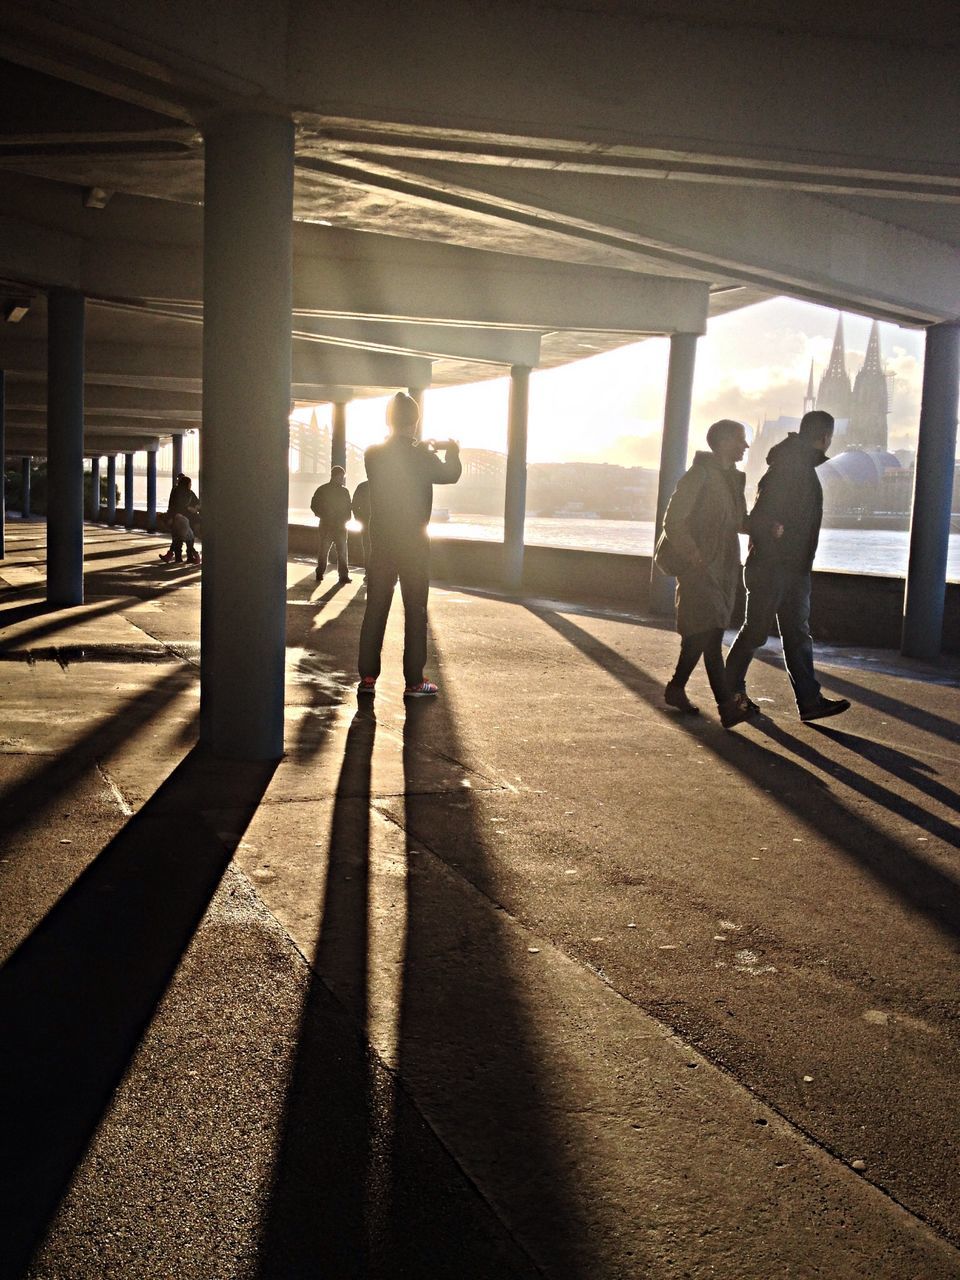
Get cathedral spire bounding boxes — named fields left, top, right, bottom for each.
left=848, top=320, right=888, bottom=450
left=816, top=313, right=852, bottom=420
left=860, top=320, right=883, bottom=375
left=803, top=360, right=816, bottom=413
left=825, top=315, right=846, bottom=378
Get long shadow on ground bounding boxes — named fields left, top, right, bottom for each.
left=526, top=601, right=960, bottom=943
left=0, top=747, right=275, bottom=1279
left=257, top=593, right=555, bottom=1278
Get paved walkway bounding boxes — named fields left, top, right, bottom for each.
left=1, top=521, right=959, bottom=1279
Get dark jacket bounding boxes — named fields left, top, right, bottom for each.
left=663, top=451, right=747, bottom=635
left=364, top=437, right=461, bottom=545
left=310, top=479, right=352, bottom=528
left=746, top=433, right=827, bottom=575
left=351, top=480, right=371, bottom=527
left=168, top=484, right=199, bottom=518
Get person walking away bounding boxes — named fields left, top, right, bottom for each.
left=725, top=409, right=851, bottom=722
left=661, top=419, right=752, bottom=729
left=357, top=392, right=462, bottom=698
left=311, top=465, right=352, bottom=584
left=159, top=472, right=200, bottom=564
left=351, top=478, right=372, bottom=581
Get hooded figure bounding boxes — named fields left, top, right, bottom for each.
left=661, top=419, right=751, bottom=728
left=725, top=410, right=851, bottom=722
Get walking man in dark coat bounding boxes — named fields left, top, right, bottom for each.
left=357, top=392, right=462, bottom=698
left=311, top=465, right=352, bottom=584
left=661, top=418, right=752, bottom=728
left=725, top=409, right=851, bottom=722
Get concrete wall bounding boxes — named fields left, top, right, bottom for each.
left=113, top=518, right=960, bottom=654
left=290, top=525, right=960, bottom=655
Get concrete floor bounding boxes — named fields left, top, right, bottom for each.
left=1, top=521, right=959, bottom=1279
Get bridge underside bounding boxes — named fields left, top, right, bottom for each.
left=0, top=1, right=957, bottom=751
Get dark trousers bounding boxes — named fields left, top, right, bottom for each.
left=360, top=529, right=372, bottom=574
left=318, top=524, right=349, bottom=579
left=358, top=540, right=430, bottom=685
left=725, top=565, right=820, bottom=709
left=671, top=627, right=729, bottom=705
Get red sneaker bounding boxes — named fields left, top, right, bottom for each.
left=403, top=680, right=438, bottom=698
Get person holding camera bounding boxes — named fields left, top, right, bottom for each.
left=357, top=392, right=462, bottom=697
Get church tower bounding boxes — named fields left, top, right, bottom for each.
left=803, top=361, right=816, bottom=414
left=816, top=315, right=852, bottom=420
left=848, top=321, right=889, bottom=450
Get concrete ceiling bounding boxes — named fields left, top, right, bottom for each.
left=0, top=0, right=957, bottom=453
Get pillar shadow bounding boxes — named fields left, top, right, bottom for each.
left=0, top=664, right=197, bottom=857
left=525, top=602, right=960, bottom=943
left=0, top=746, right=276, bottom=1279
left=0, top=575, right=201, bottom=651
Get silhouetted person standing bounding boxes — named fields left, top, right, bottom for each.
left=661, top=419, right=752, bottom=728
left=726, top=409, right=851, bottom=722
left=159, top=472, right=200, bottom=564
left=357, top=392, right=461, bottom=697
left=351, top=478, right=372, bottom=581
left=311, top=465, right=352, bottom=584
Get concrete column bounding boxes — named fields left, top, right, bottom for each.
left=47, top=289, right=85, bottom=605
left=124, top=452, right=135, bottom=528
left=146, top=450, right=158, bottom=531
left=650, top=332, right=699, bottom=615
left=21, top=456, right=31, bottom=519
left=201, top=110, right=294, bottom=760
left=105, top=454, right=117, bottom=524
left=331, top=400, right=348, bottom=472
left=0, top=371, right=5, bottom=559
left=902, top=322, right=960, bottom=658
left=171, top=431, right=184, bottom=485
left=88, top=456, right=101, bottom=521
left=503, top=364, right=531, bottom=591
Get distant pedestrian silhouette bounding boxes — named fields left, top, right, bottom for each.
left=660, top=420, right=752, bottom=728
left=159, top=473, right=200, bottom=564
left=357, top=393, right=462, bottom=698
left=726, top=409, right=851, bottom=722
left=311, top=465, right=352, bottom=584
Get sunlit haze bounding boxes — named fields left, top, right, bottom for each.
left=293, top=297, right=937, bottom=467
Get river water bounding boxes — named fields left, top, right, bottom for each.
left=290, top=508, right=960, bottom=581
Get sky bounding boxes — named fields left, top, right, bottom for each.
left=293, top=297, right=937, bottom=468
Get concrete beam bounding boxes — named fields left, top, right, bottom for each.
left=294, top=317, right=542, bottom=367
left=4, top=412, right=181, bottom=437
left=3, top=381, right=201, bottom=414
left=0, top=336, right=202, bottom=381
left=4, top=432, right=160, bottom=455
left=291, top=222, right=709, bottom=333
left=308, top=157, right=960, bottom=326
left=0, top=334, right=428, bottom=389
left=290, top=5, right=960, bottom=184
